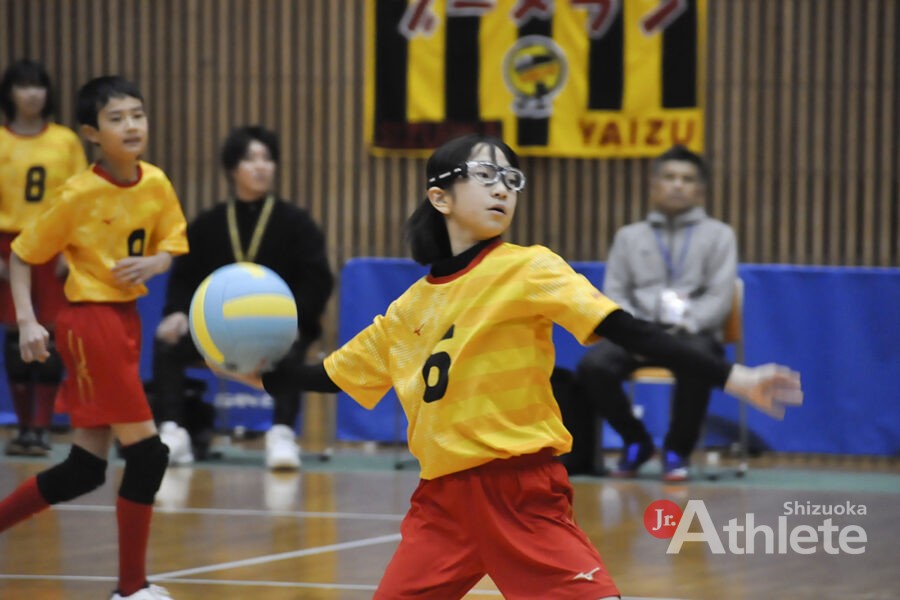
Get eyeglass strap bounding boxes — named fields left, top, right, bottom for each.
left=427, top=165, right=466, bottom=187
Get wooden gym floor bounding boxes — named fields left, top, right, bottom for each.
left=0, top=430, right=897, bottom=600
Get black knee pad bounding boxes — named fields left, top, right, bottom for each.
left=119, top=435, right=169, bottom=505
left=4, top=331, right=30, bottom=383
left=36, top=445, right=108, bottom=504
left=34, top=346, right=64, bottom=383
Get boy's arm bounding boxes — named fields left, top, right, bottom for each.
left=9, top=253, right=50, bottom=363
left=111, top=251, right=173, bottom=287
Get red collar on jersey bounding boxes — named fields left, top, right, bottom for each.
left=93, top=162, right=143, bottom=188
left=426, top=237, right=502, bottom=284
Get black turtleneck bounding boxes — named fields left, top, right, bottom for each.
left=428, top=237, right=500, bottom=278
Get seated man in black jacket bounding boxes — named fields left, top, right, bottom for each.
left=151, top=125, right=333, bottom=469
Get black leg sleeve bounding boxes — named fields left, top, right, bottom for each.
left=151, top=335, right=203, bottom=425
left=664, top=333, right=724, bottom=457
left=576, top=339, right=652, bottom=447
left=270, top=338, right=310, bottom=428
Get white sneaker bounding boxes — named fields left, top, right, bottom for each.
left=159, top=421, right=194, bottom=466
left=110, top=583, right=173, bottom=599
left=265, top=424, right=301, bottom=470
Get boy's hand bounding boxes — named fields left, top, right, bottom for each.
left=725, top=363, right=804, bottom=419
left=112, top=255, right=167, bottom=286
left=18, top=319, right=50, bottom=363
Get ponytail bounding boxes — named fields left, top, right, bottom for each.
left=405, top=198, right=451, bottom=265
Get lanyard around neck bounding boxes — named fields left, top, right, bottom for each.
left=653, top=224, right=695, bottom=283
left=227, top=195, right=275, bottom=263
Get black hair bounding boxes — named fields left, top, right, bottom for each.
left=220, top=125, right=280, bottom=174
left=652, top=144, right=708, bottom=182
left=75, top=75, right=144, bottom=128
left=0, top=59, right=56, bottom=121
left=405, top=133, right=520, bottom=265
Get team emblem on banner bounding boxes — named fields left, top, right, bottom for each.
left=367, top=0, right=707, bottom=158
left=503, top=35, right=568, bottom=119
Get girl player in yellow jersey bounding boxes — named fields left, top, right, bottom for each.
left=0, top=59, right=88, bottom=455
left=0, top=76, right=188, bottom=600
left=221, top=133, right=803, bottom=599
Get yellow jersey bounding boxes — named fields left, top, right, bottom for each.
left=12, top=161, right=189, bottom=302
left=0, top=123, right=88, bottom=232
left=325, top=241, right=620, bottom=479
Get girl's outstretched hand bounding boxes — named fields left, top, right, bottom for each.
left=724, top=363, right=804, bottom=419
left=205, top=359, right=266, bottom=391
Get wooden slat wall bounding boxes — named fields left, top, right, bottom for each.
left=2, top=0, right=897, bottom=271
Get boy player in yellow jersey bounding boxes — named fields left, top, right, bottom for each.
left=0, top=59, right=88, bottom=455
left=220, top=134, right=803, bottom=599
left=0, top=76, right=188, bottom=600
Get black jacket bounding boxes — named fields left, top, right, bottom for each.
left=163, top=197, right=334, bottom=343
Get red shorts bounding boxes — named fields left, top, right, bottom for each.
left=54, top=302, right=152, bottom=428
left=0, top=232, right=68, bottom=327
left=374, top=450, right=620, bottom=600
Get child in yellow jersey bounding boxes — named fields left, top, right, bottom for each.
left=219, top=134, right=803, bottom=599
left=0, top=76, right=187, bottom=600
left=0, top=59, right=88, bottom=456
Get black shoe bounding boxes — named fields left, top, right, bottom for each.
left=190, top=427, right=216, bottom=461
left=5, top=429, right=35, bottom=456
left=28, top=429, right=52, bottom=456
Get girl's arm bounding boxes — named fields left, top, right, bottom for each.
left=208, top=360, right=340, bottom=395
left=595, top=310, right=732, bottom=383
left=595, top=309, right=802, bottom=418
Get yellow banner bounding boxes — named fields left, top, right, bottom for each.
left=367, top=0, right=706, bottom=158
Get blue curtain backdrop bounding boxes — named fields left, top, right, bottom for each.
left=331, top=259, right=900, bottom=456
left=3, top=261, right=896, bottom=456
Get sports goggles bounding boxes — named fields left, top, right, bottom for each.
left=428, top=161, right=527, bottom=192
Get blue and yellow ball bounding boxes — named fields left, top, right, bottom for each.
left=189, top=262, right=298, bottom=374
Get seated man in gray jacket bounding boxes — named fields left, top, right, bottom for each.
left=569, top=145, right=737, bottom=481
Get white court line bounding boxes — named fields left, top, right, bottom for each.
left=0, top=574, right=505, bottom=596
left=0, top=576, right=679, bottom=599
left=159, top=578, right=503, bottom=595
left=55, top=503, right=404, bottom=521
left=153, top=532, right=402, bottom=579
left=0, top=574, right=115, bottom=583
left=26, top=506, right=685, bottom=599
